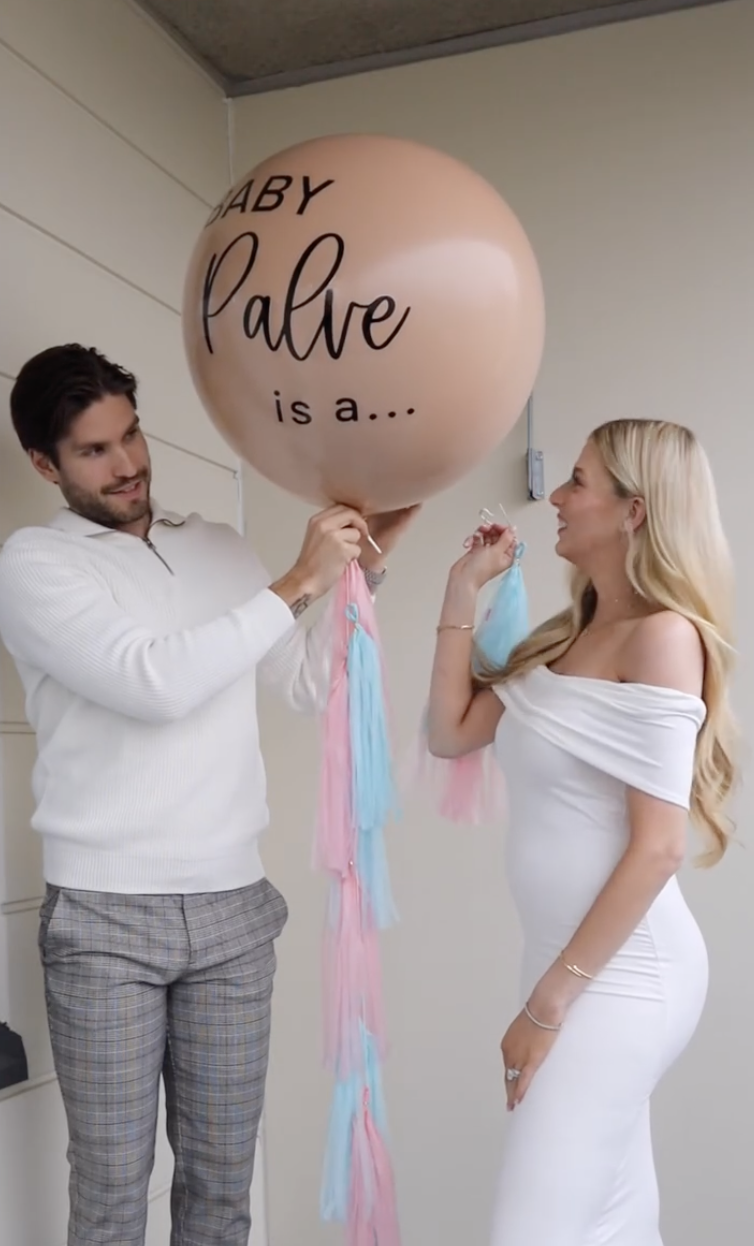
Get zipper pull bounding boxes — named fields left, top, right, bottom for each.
left=143, top=536, right=174, bottom=575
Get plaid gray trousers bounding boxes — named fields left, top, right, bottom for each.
left=38, top=878, right=288, bottom=1246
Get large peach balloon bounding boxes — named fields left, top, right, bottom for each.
left=183, top=134, right=545, bottom=512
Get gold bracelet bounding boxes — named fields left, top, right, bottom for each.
left=524, top=1002, right=562, bottom=1032
left=559, top=952, right=594, bottom=981
left=436, top=623, right=474, bottom=633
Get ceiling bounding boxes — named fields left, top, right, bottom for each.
left=134, top=0, right=725, bottom=95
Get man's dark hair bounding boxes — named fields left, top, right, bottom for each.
left=10, top=344, right=138, bottom=463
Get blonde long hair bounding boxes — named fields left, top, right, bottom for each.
left=475, top=419, right=737, bottom=866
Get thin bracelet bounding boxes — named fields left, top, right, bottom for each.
left=363, top=566, right=387, bottom=591
left=436, top=623, right=474, bottom=633
left=524, top=1002, right=562, bottom=1032
left=559, top=952, right=594, bottom=981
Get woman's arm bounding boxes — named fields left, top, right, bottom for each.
left=427, top=570, right=502, bottom=757
left=530, top=788, right=689, bottom=1023
left=502, top=783, right=691, bottom=1109
left=527, top=612, right=705, bottom=1025
left=426, top=525, right=518, bottom=758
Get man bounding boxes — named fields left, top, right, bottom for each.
left=0, top=344, right=416, bottom=1246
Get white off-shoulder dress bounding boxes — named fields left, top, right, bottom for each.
left=490, top=666, right=708, bottom=1246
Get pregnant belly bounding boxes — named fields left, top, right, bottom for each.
left=507, top=824, right=709, bottom=1012
left=505, top=818, right=624, bottom=940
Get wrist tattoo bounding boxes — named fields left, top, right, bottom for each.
left=290, top=594, right=312, bottom=619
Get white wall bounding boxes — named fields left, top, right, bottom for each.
left=232, top=3, right=754, bottom=1245
left=0, top=3, right=265, bottom=1242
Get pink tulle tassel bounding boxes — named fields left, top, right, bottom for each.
left=437, top=748, right=507, bottom=824
left=313, top=574, right=354, bottom=875
left=346, top=560, right=379, bottom=640
left=348, top=1090, right=402, bottom=1246
left=323, top=873, right=386, bottom=1075
left=406, top=732, right=508, bottom=825
left=316, top=561, right=401, bottom=1243
left=314, top=664, right=354, bottom=875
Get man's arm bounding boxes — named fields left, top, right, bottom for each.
left=257, top=567, right=385, bottom=714
left=255, top=506, right=420, bottom=713
left=0, top=507, right=368, bottom=723
left=0, top=538, right=298, bottom=723
left=257, top=600, right=333, bottom=714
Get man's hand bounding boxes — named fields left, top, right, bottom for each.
left=270, top=505, right=368, bottom=613
left=359, top=505, right=422, bottom=572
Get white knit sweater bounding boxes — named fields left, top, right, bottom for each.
left=0, top=504, right=334, bottom=893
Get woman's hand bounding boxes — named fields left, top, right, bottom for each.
left=500, top=1005, right=563, bottom=1112
left=451, top=523, right=518, bottom=591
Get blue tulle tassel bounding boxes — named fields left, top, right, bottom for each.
left=317, top=570, right=401, bottom=1242
left=346, top=604, right=399, bottom=928
left=320, top=1025, right=389, bottom=1222
left=472, top=542, right=529, bottom=674
left=320, top=1065, right=359, bottom=1222
left=356, top=817, right=398, bottom=929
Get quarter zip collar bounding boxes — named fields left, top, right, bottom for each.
left=49, top=502, right=186, bottom=539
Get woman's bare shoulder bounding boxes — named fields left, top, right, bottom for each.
left=619, top=611, right=704, bottom=697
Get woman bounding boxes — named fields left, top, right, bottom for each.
left=426, top=419, right=736, bottom=1246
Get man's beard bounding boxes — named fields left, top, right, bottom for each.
left=61, top=471, right=151, bottom=530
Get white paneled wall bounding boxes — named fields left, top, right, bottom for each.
left=0, top=3, right=269, bottom=1243
left=0, top=0, right=227, bottom=201
left=0, top=214, right=236, bottom=467
left=4, top=4, right=751, bottom=1246
left=233, top=5, right=754, bottom=1246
